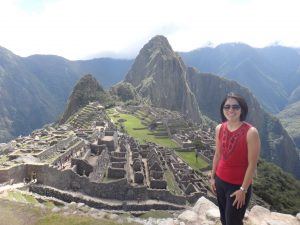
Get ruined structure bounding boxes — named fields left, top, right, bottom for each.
left=0, top=102, right=229, bottom=213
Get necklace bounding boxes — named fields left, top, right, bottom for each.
left=221, top=123, right=246, bottom=160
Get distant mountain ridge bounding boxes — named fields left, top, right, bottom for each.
left=179, top=44, right=300, bottom=114
left=0, top=46, right=132, bottom=142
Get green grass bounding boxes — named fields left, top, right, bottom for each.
left=107, top=109, right=179, bottom=148
left=175, top=151, right=209, bottom=170
left=37, top=214, right=138, bottom=225
left=0, top=155, right=8, bottom=164
left=6, top=191, right=62, bottom=209
left=0, top=198, right=142, bottom=225
left=23, top=194, right=40, bottom=204
left=138, top=210, right=173, bottom=219
left=164, top=170, right=182, bottom=195
left=44, top=201, right=56, bottom=208
left=7, top=191, right=27, bottom=202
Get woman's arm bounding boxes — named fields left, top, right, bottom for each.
left=210, top=124, right=222, bottom=194
left=242, top=127, right=261, bottom=191
left=231, top=127, right=261, bottom=208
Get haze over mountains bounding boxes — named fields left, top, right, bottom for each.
left=1, top=36, right=300, bottom=179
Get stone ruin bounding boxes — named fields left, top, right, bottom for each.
left=0, top=102, right=267, bottom=214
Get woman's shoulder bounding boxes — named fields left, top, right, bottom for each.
left=215, top=122, right=225, bottom=133
left=246, top=125, right=260, bottom=141
left=215, top=123, right=223, bottom=130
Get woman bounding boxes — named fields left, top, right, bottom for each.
left=210, top=92, right=260, bottom=225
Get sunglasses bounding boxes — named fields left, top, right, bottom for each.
left=223, top=104, right=241, bottom=110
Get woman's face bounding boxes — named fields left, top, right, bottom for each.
left=223, top=97, right=241, bottom=122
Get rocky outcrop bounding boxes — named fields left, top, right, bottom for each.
left=125, top=35, right=202, bottom=123
left=110, top=81, right=138, bottom=102
left=140, top=197, right=300, bottom=225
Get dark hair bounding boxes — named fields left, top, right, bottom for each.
left=220, top=92, right=248, bottom=122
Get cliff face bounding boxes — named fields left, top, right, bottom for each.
left=59, top=74, right=108, bottom=124
left=125, top=35, right=202, bottom=123
left=186, top=68, right=300, bottom=178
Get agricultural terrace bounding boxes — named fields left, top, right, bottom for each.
left=106, top=107, right=209, bottom=170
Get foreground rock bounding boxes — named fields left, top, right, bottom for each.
left=138, top=197, right=300, bottom=225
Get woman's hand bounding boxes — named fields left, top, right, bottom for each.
left=230, top=189, right=246, bottom=209
left=210, top=178, right=216, bottom=194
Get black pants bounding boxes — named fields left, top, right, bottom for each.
left=215, top=175, right=252, bottom=225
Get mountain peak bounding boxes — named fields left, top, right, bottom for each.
left=125, top=35, right=182, bottom=87
left=143, top=35, right=173, bottom=51
left=59, top=74, right=105, bottom=124
left=124, top=35, right=202, bottom=122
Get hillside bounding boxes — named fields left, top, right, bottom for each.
left=277, top=101, right=300, bottom=152
left=0, top=47, right=132, bottom=142
left=59, top=74, right=112, bottom=124
left=180, top=44, right=300, bottom=114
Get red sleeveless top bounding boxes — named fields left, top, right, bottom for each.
left=216, top=122, right=251, bottom=185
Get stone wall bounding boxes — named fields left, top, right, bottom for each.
left=147, top=189, right=186, bottom=205
left=71, top=158, right=93, bottom=176
left=52, top=140, right=85, bottom=166
left=0, top=164, right=27, bottom=183
left=107, top=167, right=126, bottom=179
left=29, top=184, right=185, bottom=211
left=36, top=136, right=76, bottom=160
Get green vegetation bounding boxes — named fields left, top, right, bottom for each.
left=107, top=109, right=179, bottom=148
left=6, top=191, right=62, bottom=209
left=175, top=151, right=209, bottom=170
left=0, top=155, right=8, bottom=164
left=107, top=107, right=210, bottom=173
left=0, top=198, right=141, bottom=225
left=110, top=82, right=137, bottom=102
left=164, top=170, right=182, bottom=195
left=37, top=214, right=138, bottom=225
left=253, top=160, right=300, bottom=215
left=138, top=210, right=173, bottom=219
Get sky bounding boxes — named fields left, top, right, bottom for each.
left=0, top=0, right=299, bottom=60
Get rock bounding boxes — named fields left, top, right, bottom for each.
left=206, top=208, right=220, bottom=221
left=193, top=196, right=218, bottom=214
left=107, top=213, right=119, bottom=220
left=297, top=212, right=300, bottom=221
left=247, top=205, right=300, bottom=225
left=156, top=218, right=175, bottom=225
left=247, top=205, right=270, bottom=225
left=77, top=202, right=85, bottom=208
left=51, top=207, right=60, bottom=213
left=178, top=210, right=198, bottom=223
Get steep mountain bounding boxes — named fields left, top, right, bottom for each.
left=0, top=47, right=132, bottom=142
left=125, top=35, right=202, bottom=123
left=277, top=101, right=300, bottom=150
left=0, top=47, right=59, bottom=141
left=186, top=68, right=300, bottom=178
left=122, top=36, right=300, bottom=179
left=59, top=74, right=111, bottom=124
left=180, top=44, right=300, bottom=113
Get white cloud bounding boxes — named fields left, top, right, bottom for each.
left=0, top=0, right=299, bottom=60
